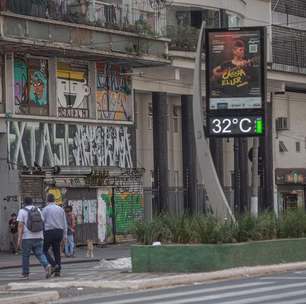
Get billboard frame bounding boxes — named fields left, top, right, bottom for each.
left=205, top=26, right=267, bottom=137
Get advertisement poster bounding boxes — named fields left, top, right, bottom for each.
left=207, top=29, right=263, bottom=110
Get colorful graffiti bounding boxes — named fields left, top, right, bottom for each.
left=101, top=191, right=144, bottom=235
left=47, top=187, right=63, bottom=206
left=57, top=63, right=90, bottom=118
left=96, top=63, right=133, bottom=122
left=14, top=58, right=48, bottom=114
left=8, top=121, right=134, bottom=168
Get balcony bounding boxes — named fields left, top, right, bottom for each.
left=272, top=25, right=306, bottom=74
left=3, top=0, right=164, bottom=36
left=0, top=1, right=170, bottom=66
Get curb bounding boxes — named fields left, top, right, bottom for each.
left=0, top=258, right=100, bottom=270
left=7, top=261, right=306, bottom=291
left=0, top=291, right=59, bottom=304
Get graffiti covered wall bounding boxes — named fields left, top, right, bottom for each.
left=57, top=62, right=90, bottom=118
left=101, top=190, right=144, bottom=235
left=7, top=121, right=134, bottom=168
left=14, top=57, right=49, bottom=115
left=96, top=63, right=133, bottom=122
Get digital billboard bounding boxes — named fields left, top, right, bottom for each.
left=205, top=27, right=266, bottom=137
left=206, top=28, right=264, bottom=111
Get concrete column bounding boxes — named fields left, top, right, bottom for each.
left=48, top=57, right=57, bottom=117
left=181, top=95, right=197, bottom=214
left=152, top=92, right=169, bottom=213
left=88, top=61, right=97, bottom=119
left=5, top=53, right=14, bottom=114
left=239, top=137, right=249, bottom=213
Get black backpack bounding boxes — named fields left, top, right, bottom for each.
left=23, top=207, right=44, bottom=232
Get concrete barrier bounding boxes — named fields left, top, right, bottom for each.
left=131, top=238, right=306, bottom=272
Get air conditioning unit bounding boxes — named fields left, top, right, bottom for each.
left=276, top=117, right=288, bottom=131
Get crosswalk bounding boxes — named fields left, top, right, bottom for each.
left=53, top=271, right=306, bottom=304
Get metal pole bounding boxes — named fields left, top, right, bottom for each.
left=251, top=137, right=259, bottom=217
left=111, top=187, right=116, bottom=244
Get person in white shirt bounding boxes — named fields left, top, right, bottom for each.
left=17, top=197, right=52, bottom=279
left=42, top=193, right=67, bottom=277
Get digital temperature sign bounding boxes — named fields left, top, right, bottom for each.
left=207, top=115, right=264, bottom=137
left=205, top=27, right=266, bottom=138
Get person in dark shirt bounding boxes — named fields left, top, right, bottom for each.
left=8, top=213, right=18, bottom=254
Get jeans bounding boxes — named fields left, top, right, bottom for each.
left=64, top=234, right=74, bottom=256
left=9, top=233, right=18, bottom=253
left=43, top=229, right=63, bottom=271
left=21, top=239, right=49, bottom=275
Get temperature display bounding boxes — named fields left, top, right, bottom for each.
left=207, top=115, right=264, bottom=137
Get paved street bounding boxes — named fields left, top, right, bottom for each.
left=49, top=270, right=306, bottom=304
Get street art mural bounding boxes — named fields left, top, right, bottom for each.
left=96, top=63, right=133, bottom=122
left=101, top=190, right=144, bottom=236
left=14, top=58, right=48, bottom=115
left=7, top=121, right=134, bottom=169
left=57, top=63, right=90, bottom=118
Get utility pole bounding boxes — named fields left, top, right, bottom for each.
left=251, top=137, right=259, bottom=217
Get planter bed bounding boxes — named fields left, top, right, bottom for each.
left=131, top=238, right=306, bottom=272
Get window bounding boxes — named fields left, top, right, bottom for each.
left=227, top=13, right=241, bottom=28
left=279, top=141, right=288, bottom=152
left=14, top=56, right=49, bottom=116
left=148, top=103, right=153, bottom=129
left=57, top=61, right=89, bottom=119
left=296, top=142, right=301, bottom=152
left=176, top=8, right=220, bottom=29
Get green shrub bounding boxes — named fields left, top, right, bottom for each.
left=278, top=209, right=306, bottom=238
left=162, top=214, right=193, bottom=244
left=131, top=209, right=306, bottom=245
left=235, top=215, right=257, bottom=242
left=191, top=215, right=220, bottom=244
left=255, top=212, right=278, bottom=240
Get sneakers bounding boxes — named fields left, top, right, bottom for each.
left=45, top=265, right=52, bottom=279
left=21, top=273, right=29, bottom=279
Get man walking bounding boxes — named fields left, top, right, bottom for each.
left=17, top=197, right=52, bottom=279
left=43, top=193, right=67, bottom=277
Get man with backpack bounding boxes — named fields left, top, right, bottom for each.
left=17, top=197, right=52, bottom=279
left=43, top=193, right=67, bottom=277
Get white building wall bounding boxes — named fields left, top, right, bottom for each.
left=274, top=92, right=306, bottom=169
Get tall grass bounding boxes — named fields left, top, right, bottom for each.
left=131, top=209, right=306, bottom=245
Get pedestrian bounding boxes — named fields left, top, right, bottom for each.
left=8, top=213, right=18, bottom=254
left=17, top=197, right=52, bottom=279
left=43, top=193, right=67, bottom=277
left=64, top=205, right=76, bottom=257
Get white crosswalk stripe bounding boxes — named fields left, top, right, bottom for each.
left=86, top=281, right=306, bottom=304
left=55, top=281, right=271, bottom=304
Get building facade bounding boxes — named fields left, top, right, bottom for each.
left=0, top=0, right=169, bottom=250
left=271, top=0, right=306, bottom=213
left=134, top=0, right=272, bottom=216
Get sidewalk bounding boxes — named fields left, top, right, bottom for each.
left=3, top=261, right=306, bottom=304
left=0, top=241, right=131, bottom=269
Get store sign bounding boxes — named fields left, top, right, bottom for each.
left=205, top=27, right=266, bottom=137
left=8, top=120, right=134, bottom=169
left=275, top=169, right=306, bottom=185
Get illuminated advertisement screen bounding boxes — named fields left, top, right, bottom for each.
left=206, top=28, right=265, bottom=111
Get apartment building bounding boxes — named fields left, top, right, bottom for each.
left=0, top=0, right=169, bottom=250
